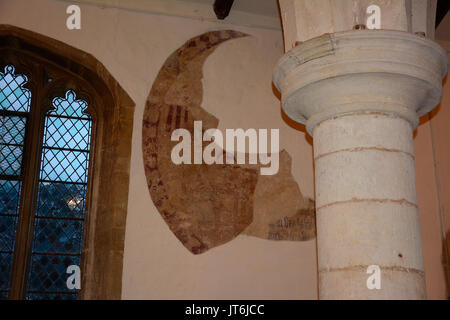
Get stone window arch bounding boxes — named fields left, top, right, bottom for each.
left=0, top=25, right=134, bottom=299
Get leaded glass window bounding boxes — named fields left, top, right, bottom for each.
left=26, top=90, right=92, bottom=300
left=0, top=62, right=94, bottom=300
left=0, top=65, right=30, bottom=299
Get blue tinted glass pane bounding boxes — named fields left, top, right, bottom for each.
left=50, top=90, right=89, bottom=118
left=32, top=218, right=83, bottom=254
left=40, top=149, right=89, bottom=183
left=0, top=216, right=18, bottom=251
left=0, top=180, right=21, bottom=215
left=0, top=65, right=31, bottom=112
left=26, top=254, right=80, bottom=292
left=1, top=116, right=26, bottom=145
left=36, top=182, right=86, bottom=219
left=44, top=117, right=90, bottom=150
left=0, top=145, right=23, bottom=176
left=0, top=115, right=26, bottom=176
left=0, top=253, right=13, bottom=291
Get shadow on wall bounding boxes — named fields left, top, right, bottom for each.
left=430, top=73, right=448, bottom=123
left=415, top=74, right=448, bottom=138
left=272, top=82, right=314, bottom=146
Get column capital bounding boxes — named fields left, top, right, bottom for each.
left=273, top=30, right=448, bottom=135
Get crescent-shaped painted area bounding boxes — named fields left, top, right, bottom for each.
left=142, top=30, right=259, bottom=254
left=143, top=30, right=316, bottom=255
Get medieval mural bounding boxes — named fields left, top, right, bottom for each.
left=142, top=30, right=315, bottom=254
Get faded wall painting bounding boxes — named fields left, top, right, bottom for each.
left=142, top=30, right=315, bottom=254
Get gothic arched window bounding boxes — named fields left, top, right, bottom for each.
left=0, top=25, right=135, bottom=300
left=1, top=64, right=93, bottom=299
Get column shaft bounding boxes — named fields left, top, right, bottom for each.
left=314, top=114, right=425, bottom=299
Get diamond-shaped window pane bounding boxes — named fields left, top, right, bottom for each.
left=0, top=65, right=31, bottom=112
left=44, top=117, right=90, bottom=150
left=0, top=145, right=23, bottom=176
left=40, top=149, right=89, bottom=183
left=1, top=116, right=26, bottom=145
left=32, top=218, right=83, bottom=254
left=0, top=215, right=18, bottom=252
left=1, top=114, right=26, bottom=177
left=36, top=182, right=86, bottom=219
left=26, top=254, right=80, bottom=293
left=49, top=90, right=89, bottom=119
left=0, top=180, right=21, bottom=216
left=0, top=253, right=13, bottom=291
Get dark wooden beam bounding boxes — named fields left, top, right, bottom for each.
left=213, top=0, right=234, bottom=20
left=436, top=0, right=450, bottom=28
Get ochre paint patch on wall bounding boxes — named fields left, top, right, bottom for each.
left=244, top=151, right=316, bottom=242
left=142, top=31, right=315, bottom=255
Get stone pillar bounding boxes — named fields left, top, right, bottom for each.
left=273, top=30, right=448, bottom=299
left=314, top=114, right=424, bottom=299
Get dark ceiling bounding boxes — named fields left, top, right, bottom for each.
left=436, top=0, right=450, bottom=27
